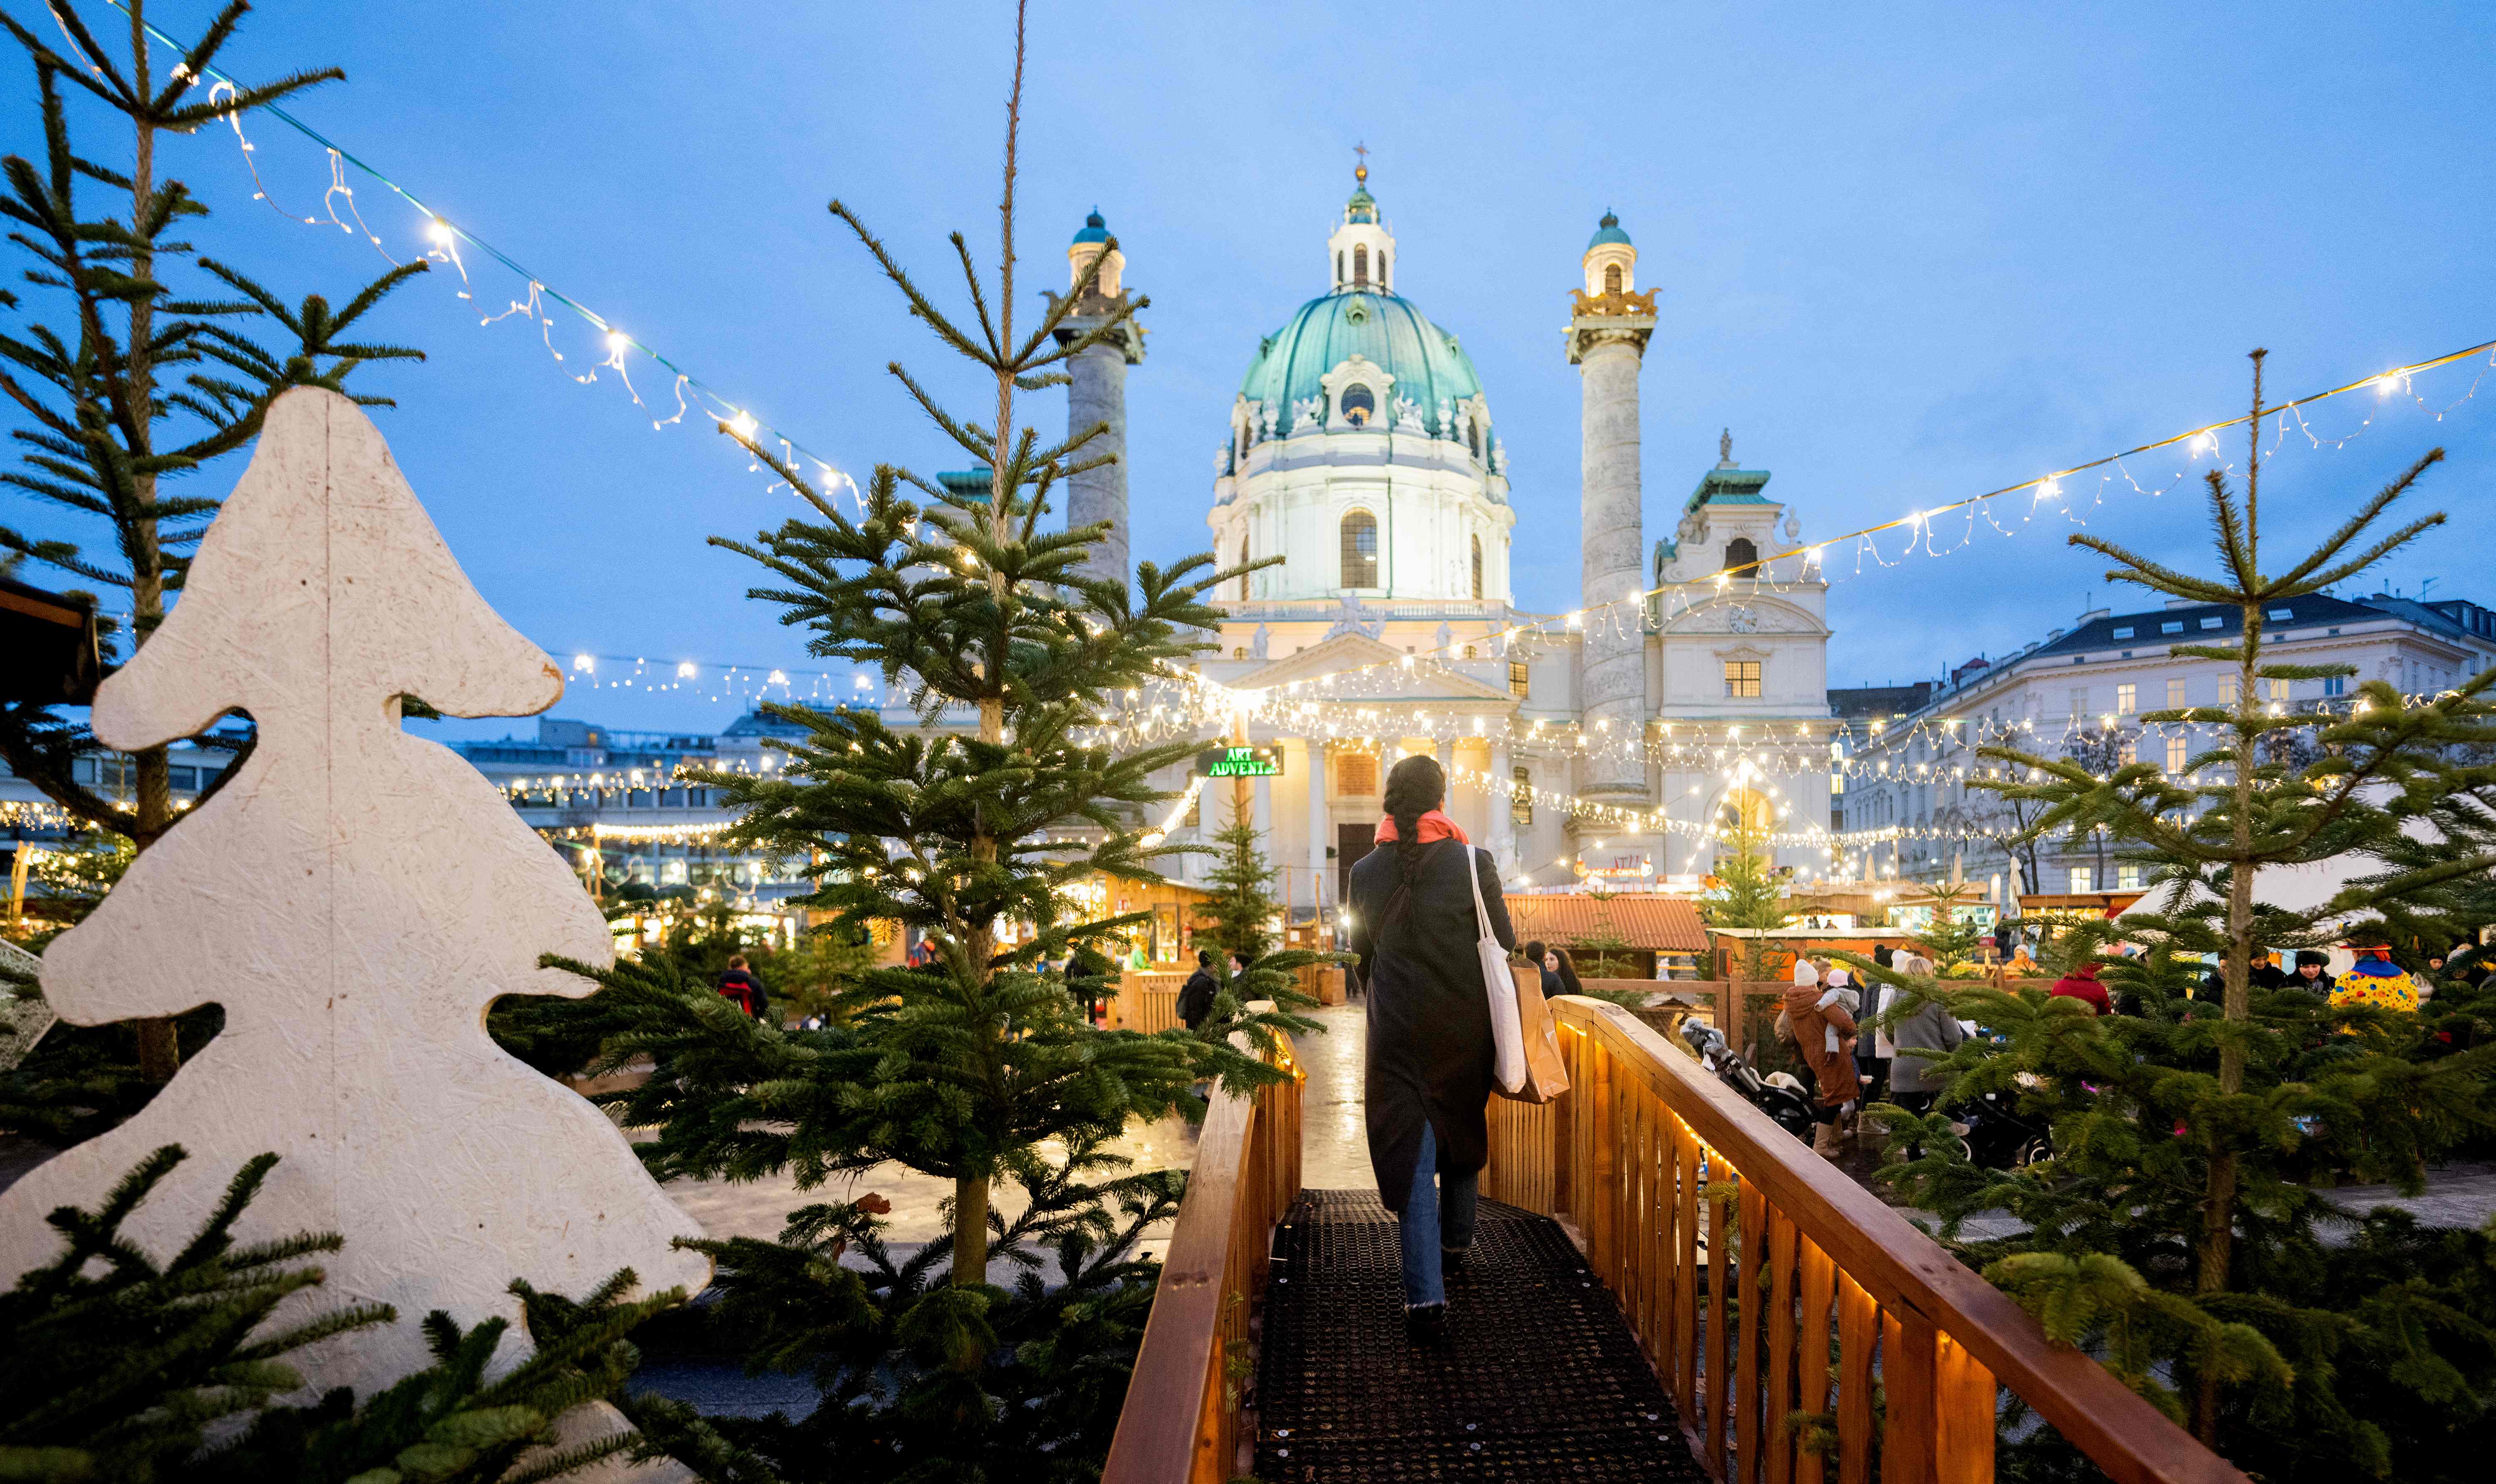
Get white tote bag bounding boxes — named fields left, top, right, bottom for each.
left=1465, top=845, right=1528, bottom=1093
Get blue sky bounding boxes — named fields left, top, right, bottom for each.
left=9, top=1, right=2494, bottom=740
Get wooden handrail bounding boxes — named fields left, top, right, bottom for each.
left=1101, top=1010, right=1302, bottom=1484
left=1488, top=997, right=2249, bottom=1484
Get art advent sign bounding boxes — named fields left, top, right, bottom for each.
left=1197, top=744, right=1283, bottom=778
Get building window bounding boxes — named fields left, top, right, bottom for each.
left=2161, top=620, right=2183, bottom=634
left=1724, top=536, right=1758, bottom=572
left=2267, top=678, right=2290, bottom=702
left=2219, top=673, right=2239, bottom=704
left=1508, top=659, right=1530, bottom=696
left=1336, top=751, right=1378, bottom=798
left=1340, top=383, right=1375, bottom=427
left=2068, top=686, right=2088, bottom=718
left=1335, top=250, right=1344, bottom=285
left=1471, top=534, right=1484, bottom=600
left=1462, top=645, right=1476, bottom=659
left=2200, top=616, right=2223, bottom=629
left=1339, top=510, right=1378, bottom=587
left=2167, top=677, right=2186, bottom=710
left=2112, top=626, right=2134, bottom=639
left=1184, top=789, right=1201, bottom=829
left=2116, top=683, right=2136, bottom=715
left=1723, top=660, right=1762, bottom=698
left=1512, top=767, right=1534, bottom=826
left=1602, top=262, right=1622, bottom=294
left=2323, top=674, right=2345, bottom=697
left=2069, top=865, right=2094, bottom=893
left=2167, top=734, right=2187, bottom=771
left=1352, top=243, right=1369, bottom=286
left=2116, top=863, right=2143, bottom=890
left=1467, top=418, right=1481, bottom=459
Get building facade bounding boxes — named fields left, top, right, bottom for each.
left=1007, top=173, right=1841, bottom=916
left=1843, top=591, right=2496, bottom=899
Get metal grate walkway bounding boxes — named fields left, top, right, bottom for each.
left=1254, top=1189, right=1711, bottom=1482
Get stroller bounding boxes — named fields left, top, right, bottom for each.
left=1680, top=1019, right=1819, bottom=1143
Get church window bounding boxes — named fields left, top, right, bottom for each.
left=1471, top=534, right=1483, bottom=600
left=1512, top=767, right=1534, bottom=826
left=1509, top=659, right=1530, bottom=696
left=1336, top=751, right=1378, bottom=798
left=1723, top=660, right=1762, bottom=698
left=1463, top=645, right=1476, bottom=659
left=1466, top=418, right=1481, bottom=460
left=1340, top=383, right=1375, bottom=427
left=1724, top=536, right=1758, bottom=572
left=1603, top=262, right=1622, bottom=294
left=1339, top=510, right=1379, bottom=587
left=1353, top=243, right=1369, bottom=286
left=1335, top=250, right=1344, bottom=285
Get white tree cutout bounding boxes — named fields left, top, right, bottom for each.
left=0, top=388, right=707, bottom=1394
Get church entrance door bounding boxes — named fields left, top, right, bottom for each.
left=1336, top=822, right=1377, bottom=913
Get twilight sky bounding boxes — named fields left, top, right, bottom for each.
left=8, top=1, right=2494, bottom=741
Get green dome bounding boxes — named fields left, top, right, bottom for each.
left=1071, top=208, right=1109, bottom=245
left=1587, top=209, right=1631, bottom=250
left=1238, top=289, right=1485, bottom=431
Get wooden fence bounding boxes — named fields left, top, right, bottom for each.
left=1099, top=1010, right=1303, bottom=1484
left=1106, top=971, right=1186, bottom=1033
left=1483, top=996, right=2249, bottom=1484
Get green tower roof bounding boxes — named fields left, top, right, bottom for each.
left=1237, top=290, right=1486, bottom=430
left=1587, top=210, right=1632, bottom=251
left=1070, top=208, right=1109, bottom=245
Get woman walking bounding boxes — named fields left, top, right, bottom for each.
left=1782, top=958, right=1859, bottom=1160
left=1347, top=755, right=1515, bottom=1347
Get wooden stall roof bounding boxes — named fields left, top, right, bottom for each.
left=1505, top=892, right=1709, bottom=953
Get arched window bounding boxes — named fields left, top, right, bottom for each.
left=1335, top=250, right=1344, bottom=286
left=1603, top=262, right=1622, bottom=294
left=1237, top=422, right=1250, bottom=460
left=1339, top=509, right=1378, bottom=588
left=1340, top=383, right=1375, bottom=427
left=1470, top=534, right=1483, bottom=600
left=1352, top=243, right=1369, bottom=286
left=1466, top=418, right=1481, bottom=459
left=1724, top=536, right=1758, bottom=572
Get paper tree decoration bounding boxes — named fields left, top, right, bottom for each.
left=0, top=388, right=707, bottom=1395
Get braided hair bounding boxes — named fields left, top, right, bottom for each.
left=1381, top=753, right=1446, bottom=930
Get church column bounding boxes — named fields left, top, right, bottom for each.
left=1490, top=735, right=1515, bottom=873
left=1568, top=213, right=1655, bottom=811
left=1053, top=211, right=1145, bottom=586
left=1300, top=738, right=1328, bottom=911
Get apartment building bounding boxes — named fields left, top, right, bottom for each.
left=1843, top=591, right=2496, bottom=897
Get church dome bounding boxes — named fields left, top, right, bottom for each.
left=1237, top=289, right=1486, bottom=430
left=1071, top=208, right=1109, bottom=244
left=1587, top=209, right=1632, bottom=250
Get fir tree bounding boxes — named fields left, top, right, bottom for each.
left=1191, top=809, right=1328, bottom=1034
left=652, top=0, right=1299, bottom=1298
left=0, top=1, right=425, bottom=1079
left=1699, top=794, right=1787, bottom=979
left=0, top=1144, right=759, bottom=1484
left=1862, top=352, right=2496, bottom=1472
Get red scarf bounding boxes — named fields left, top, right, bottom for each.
left=1374, top=809, right=1468, bottom=845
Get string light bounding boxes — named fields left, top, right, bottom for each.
left=87, top=0, right=857, bottom=510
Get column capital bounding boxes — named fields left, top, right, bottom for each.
left=1565, top=315, right=1654, bottom=364
left=1046, top=291, right=1147, bottom=364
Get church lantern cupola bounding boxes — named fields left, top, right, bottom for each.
left=1326, top=164, right=1395, bottom=292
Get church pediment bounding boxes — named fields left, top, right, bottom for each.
left=1661, top=593, right=1827, bottom=638
left=1231, top=631, right=1518, bottom=703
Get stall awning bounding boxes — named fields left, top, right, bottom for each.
left=1504, top=893, right=1711, bottom=954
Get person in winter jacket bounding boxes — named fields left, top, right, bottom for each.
left=1347, top=754, right=1515, bottom=1348
left=1176, top=949, right=1218, bottom=1030
left=717, top=955, right=770, bottom=1022
left=2288, top=950, right=2339, bottom=1001
left=2048, top=960, right=2110, bottom=1015
left=1884, top=974, right=1968, bottom=1160
left=1781, top=959, right=1859, bottom=1160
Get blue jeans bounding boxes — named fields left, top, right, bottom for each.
left=1399, top=1121, right=1479, bottom=1308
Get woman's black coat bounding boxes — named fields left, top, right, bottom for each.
left=1347, top=837, right=1516, bottom=1214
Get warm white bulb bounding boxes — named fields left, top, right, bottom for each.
left=606, top=329, right=630, bottom=355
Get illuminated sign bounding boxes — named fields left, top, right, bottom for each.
left=1196, top=745, right=1283, bottom=779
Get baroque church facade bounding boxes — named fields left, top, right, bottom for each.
left=1059, top=173, right=1840, bottom=913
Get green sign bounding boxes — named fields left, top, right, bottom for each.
left=1197, top=745, right=1283, bottom=778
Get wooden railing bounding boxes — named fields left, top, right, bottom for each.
left=1107, top=971, right=1187, bottom=1033
left=1486, top=997, right=2248, bottom=1484
left=1101, top=1010, right=1304, bottom=1484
